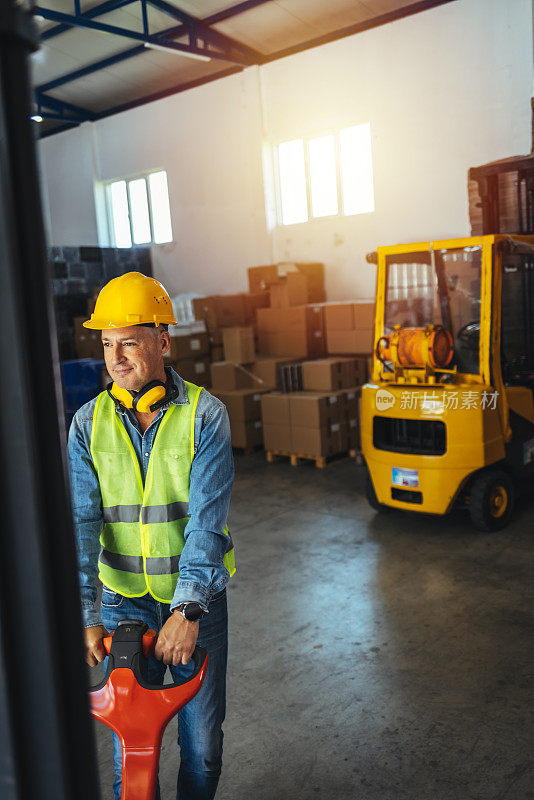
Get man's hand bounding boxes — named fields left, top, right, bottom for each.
left=155, top=611, right=199, bottom=666
left=84, top=624, right=109, bottom=667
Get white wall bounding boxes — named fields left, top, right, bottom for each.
left=39, top=123, right=100, bottom=246
left=38, top=0, right=533, bottom=301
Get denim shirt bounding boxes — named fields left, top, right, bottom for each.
left=67, top=367, right=234, bottom=628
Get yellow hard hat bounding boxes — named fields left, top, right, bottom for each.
left=83, top=272, right=176, bottom=329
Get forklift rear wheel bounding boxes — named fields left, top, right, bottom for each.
left=365, top=470, right=391, bottom=512
left=469, top=469, right=514, bottom=532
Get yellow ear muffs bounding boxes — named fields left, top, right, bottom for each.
left=108, top=372, right=176, bottom=414
left=133, top=383, right=167, bottom=413
left=110, top=382, right=135, bottom=409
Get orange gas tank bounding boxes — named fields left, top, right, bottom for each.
left=379, top=325, right=453, bottom=370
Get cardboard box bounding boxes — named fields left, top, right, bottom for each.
left=247, top=264, right=279, bottom=294
left=74, top=316, right=88, bottom=337
left=210, top=362, right=262, bottom=391
left=243, top=292, right=270, bottom=321
left=343, top=387, right=361, bottom=421
left=230, top=419, right=263, bottom=449
left=288, top=392, right=343, bottom=427
left=213, top=388, right=268, bottom=422
left=263, top=423, right=292, bottom=452
left=214, top=295, right=247, bottom=328
left=346, top=418, right=359, bottom=450
left=209, top=329, right=224, bottom=347
left=278, top=262, right=325, bottom=295
left=294, top=262, right=325, bottom=293
left=171, top=357, right=211, bottom=385
left=251, top=357, right=296, bottom=390
left=193, top=293, right=269, bottom=330
left=308, top=288, right=327, bottom=304
left=269, top=273, right=308, bottom=308
left=301, top=357, right=363, bottom=391
left=291, top=425, right=343, bottom=458
left=260, top=392, right=291, bottom=426
left=324, top=302, right=356, bottom=331
left=324, top=301, right=375, bottom=331
left=211, top=345, right=224, bottom=362
left=75, top=331, right=103, bottom=360
left=257, top=305, right=325, bottom=359
left=192, top=296, right=219, bottom=330
left=223, top=327, right=255, bottom=364
left=166, top=332, right=209, bottom=360
left=326, top=328, right=374, bottom=354
left=258, top=331, right=307, bottom=359
left=256, top=305, right=323, bottom=334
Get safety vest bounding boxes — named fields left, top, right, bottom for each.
left=89, top=380, right=236, bottom=603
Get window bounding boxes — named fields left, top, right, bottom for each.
left=105, top=170, right=173, bottom=247
left=272, top=123, right=374, bottom=226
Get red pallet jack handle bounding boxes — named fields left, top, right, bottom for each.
left=89, top=619, right=208, bottom=800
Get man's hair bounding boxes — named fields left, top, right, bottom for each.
left=141, top=323, right=169, bottom=336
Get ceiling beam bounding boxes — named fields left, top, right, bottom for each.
left=35, top=5, right=252, bottom=65
left=40, top=0, right=138, bottom=41
left=36, top=0, right=273, bottom=94
left=144, top=0, right=261, bottom=62
left=36, top=111, right=89, bottom=124
left=36, top=92, right=97, bottom=121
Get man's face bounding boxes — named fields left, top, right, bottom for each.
left=101, top=325, right=170, bottom=392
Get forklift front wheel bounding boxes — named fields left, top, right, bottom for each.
left=365, top=469, right=391, bottom=513
left=469, top=469, right=515, bottom=532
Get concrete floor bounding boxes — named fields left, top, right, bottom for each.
left=92, top=454, right=534, bottom=800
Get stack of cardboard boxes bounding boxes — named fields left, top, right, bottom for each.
left=164, top=324, right=211, bottom=386
left=192, top=292, right=270, bottom=361
left=256, top=305, right=325, bottom=359
left=210, top=361, right=269, bottom=450
left=211, top=328, right=306, bottom=449
left=192, top=262, right=327, bottom=361
left=188, top=263, right=376, bottom=456
left=261, top=357, right=364, bottom=459
left=324, top=301, right=375, bottom=355
left=73, top=315, right=103, bottom=360
left=247, top=262, right=326, bottom=304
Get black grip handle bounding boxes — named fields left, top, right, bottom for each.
left=90, top=619, right=208, bottom=694
left=160, top=646, right=208, bottom=689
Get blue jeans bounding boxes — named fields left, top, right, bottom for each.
left=100, top=587, right=228, bottom=800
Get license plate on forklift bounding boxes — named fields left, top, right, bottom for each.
left=392, top=468, right=419, bottom=488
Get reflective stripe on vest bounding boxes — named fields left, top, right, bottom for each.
left=102, top=501, right=190, bottom=524
left=90, top=381, right=235, bottom=602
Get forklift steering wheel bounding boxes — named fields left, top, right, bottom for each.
left=456, top=321, right=480, bottom=350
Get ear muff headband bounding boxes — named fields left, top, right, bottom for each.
left=108, top=370, right=179, bottom=414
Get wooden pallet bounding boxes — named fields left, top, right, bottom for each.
left=266, top=449, right=358, bottom=469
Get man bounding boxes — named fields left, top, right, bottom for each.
left=67, top=272, right=235, bottom=800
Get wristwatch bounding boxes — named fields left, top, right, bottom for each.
left=176, top=602, right=205, bottom=622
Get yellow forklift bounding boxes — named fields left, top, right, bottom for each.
left=361, top=234, right=534, bottom=530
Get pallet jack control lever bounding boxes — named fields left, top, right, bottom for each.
left=89, top=619, right=208, bottom=800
